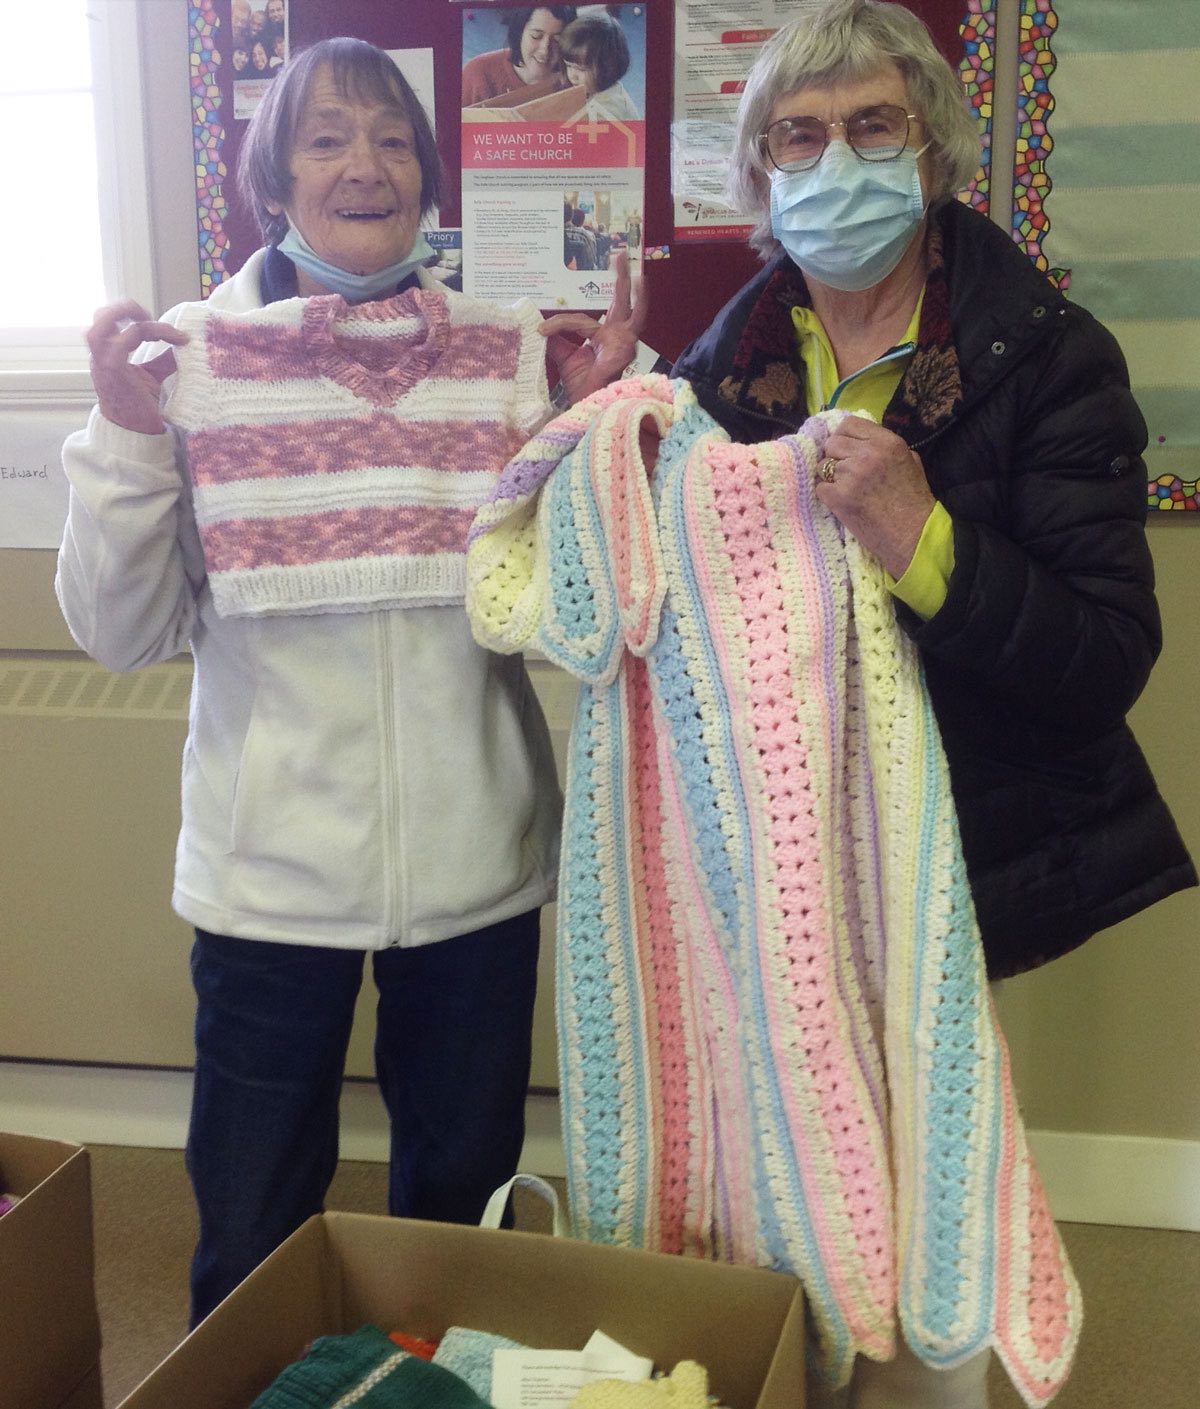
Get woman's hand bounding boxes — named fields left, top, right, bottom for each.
left=86, top=300, right=189, bottom=435
left=815, top=416, right=937, bottom=578
left=538, top=253, right=649, bottom=406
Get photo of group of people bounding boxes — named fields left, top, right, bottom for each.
left=563, top=190, right=641, bottom=272
left=229, top=0, right=288, bottom=119
left=461, top=4, right=645, bottom=125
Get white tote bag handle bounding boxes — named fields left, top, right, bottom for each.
left=480, top=1173, right=567, bottom=1237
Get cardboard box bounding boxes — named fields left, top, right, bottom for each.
left=0, top=1132, right=104, bottom=1409
left=116, top=1212, right=807, bottom=1409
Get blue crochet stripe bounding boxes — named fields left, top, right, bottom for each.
left=653, top=424, right=852, bottom=1364
left=602, top=675, right=653, bottom=1243
left=542, top=422, right=618, bottom=681
left=557, top=682, right=651, bottom=1244
left=557, top=689, right=621, bottom=1239
left=905, top=696, right=997, bottom=1357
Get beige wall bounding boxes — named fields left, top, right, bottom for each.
left=997, top=523, right=1200, bottom=1141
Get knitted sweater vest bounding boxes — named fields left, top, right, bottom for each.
left=166, top=287, right=549, bottom=618
left=466, top=376, right=1081, bottom=1407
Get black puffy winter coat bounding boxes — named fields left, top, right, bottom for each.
left=672, top=199, right=1195, bottom=978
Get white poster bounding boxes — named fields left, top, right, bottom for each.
left=672, top=0, right=807, bottom=241
left=386, top=48, right=441, bottom=229
left=385, top=47, right=437, bottom=136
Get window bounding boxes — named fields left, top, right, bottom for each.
left=0, top=0, right=155, bottom=384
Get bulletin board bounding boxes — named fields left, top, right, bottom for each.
left=188, top=0, right=987, bottom=365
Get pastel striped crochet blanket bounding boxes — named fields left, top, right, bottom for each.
left=165, top=286, right=549, bottom=618
left=465, top=376, right=1081, bottom=1406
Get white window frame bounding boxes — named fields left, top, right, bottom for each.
left=0, top=0, right=156, bottom=399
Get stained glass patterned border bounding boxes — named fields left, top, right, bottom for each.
left=1148, top=474, right=1200, bottom=513
left=189, top=2, right=230, bottom=297
left=958, top=1, right=995, bottom=215
left=1011, top=1, right=1066, bottom=288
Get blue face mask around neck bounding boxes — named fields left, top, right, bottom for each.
left=277, top=223, right=435, bottom=303
left=769, top=139, right=930, bottom=292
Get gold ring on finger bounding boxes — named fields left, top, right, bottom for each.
left=817, top=456, right=838, bottom=485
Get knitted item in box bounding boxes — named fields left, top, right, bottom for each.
left=248, top=1325, right=491, bottom=1409
left=571, top=1362, right=715, bottom=1409
left=466, top=375, right=1081, bottom=1408
left=433, top=1326, right=524, bottom=1399
left=166, top=286, right=549, bottom=618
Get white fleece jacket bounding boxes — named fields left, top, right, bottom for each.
left=56, top=250, right=561, bottom=949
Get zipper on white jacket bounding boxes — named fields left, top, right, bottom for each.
left=376, top=613, right=407, bottom=946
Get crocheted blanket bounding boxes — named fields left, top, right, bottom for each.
left=165, top=286, right=549, bottom=618
left=466, top=376, right=1081, bottom=1407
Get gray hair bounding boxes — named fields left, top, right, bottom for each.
left=238, top=37, right=444, bottom=247
left=727, top=0, right=982, bottom=257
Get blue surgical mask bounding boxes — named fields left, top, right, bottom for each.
left=769, top=140, right=929, bottom=292
left=277, top=224, right=435, bottom=303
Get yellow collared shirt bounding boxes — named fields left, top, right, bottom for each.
left=791, top=296, right=953, bottom=620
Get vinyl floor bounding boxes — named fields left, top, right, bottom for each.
left=89, top=1144, right=1200, bottom=1408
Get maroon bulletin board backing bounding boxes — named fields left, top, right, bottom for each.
left=208, top=1, right=971, bottom=365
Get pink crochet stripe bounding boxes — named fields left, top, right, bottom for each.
left=671, top=456, right=783, bottom=1268
left=203, top=505, right=477, bottom=571
left=620, top=676, right=665, bottom=1248
left=703, top=447, right=895, bottom=1337
left=775, top=445, right=889, bottom=1134
left=1026, top=1174, right=1073, bottom=1360
left=206, top=318, right=523, bottom=383
left=188, top=415, right=525, bottom=486
left=628, top=656, right=692, bottom=1257
left=992, top=1027, right=1075, bottom=1398
left=654, top=702, right=751, bottom=1261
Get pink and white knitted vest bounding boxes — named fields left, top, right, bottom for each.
left=165, top=286, right=549, bottom=618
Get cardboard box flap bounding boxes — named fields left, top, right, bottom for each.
left=0, top=1134, right=102, bottom=1409
left=0, top=1131, right=89, bottom=1199
left=754, top=1291, right=809, bottom=1409
left=118, top=1218, right=336, bottom=1409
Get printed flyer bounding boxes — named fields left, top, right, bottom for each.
left=459, top=3, right=647, bottom=308
left=672, top=0, right=808, bottom=241
left=229, top=0, right=289, bottom=120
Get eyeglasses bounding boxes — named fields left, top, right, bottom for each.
left=760, top=104, right=919, bottom=173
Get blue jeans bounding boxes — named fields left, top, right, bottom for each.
left=185, top=910, right=540, bottom=1325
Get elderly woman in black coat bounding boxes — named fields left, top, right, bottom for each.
left=670, top=1, right=1193, bottom=1403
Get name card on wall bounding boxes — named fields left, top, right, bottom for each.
left=0, top=405, right=90, bottom=549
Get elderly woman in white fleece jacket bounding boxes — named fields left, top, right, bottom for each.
left=57, top=36, right=643, bottom=1327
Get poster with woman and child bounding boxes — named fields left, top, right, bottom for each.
left=458, top=3, right=647, bottom=309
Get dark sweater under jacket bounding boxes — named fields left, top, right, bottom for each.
left=672, top=198, right=1196, bottom=978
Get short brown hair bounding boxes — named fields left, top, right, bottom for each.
left=238, top=37, right=443, bottom=246
left=560, top=15, right=630, bottom=92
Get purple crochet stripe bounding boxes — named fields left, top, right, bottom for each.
left=467, top=436, right=588, bottom=546
left=468, top=378, right=677, bottom=545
